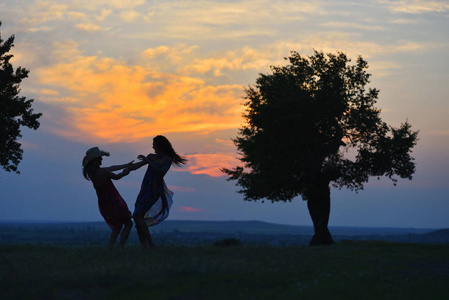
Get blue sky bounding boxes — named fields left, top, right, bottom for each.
left=0, top=0, right=448, bottom=228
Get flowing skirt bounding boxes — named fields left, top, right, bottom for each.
left=133, top=166, right=173, bottom=226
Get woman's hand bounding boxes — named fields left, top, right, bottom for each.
left=122, top=167, right=130, bottom=176
left=137, top=154, right=149, bottom=163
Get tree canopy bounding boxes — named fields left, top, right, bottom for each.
left=223, top=51, right=418, bottom=245
left=0, top=21, right=42, bottom=173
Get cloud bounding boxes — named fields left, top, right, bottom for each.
left=154, top=0, right=322, bottom=26
left=140, top=44, right=199, bottom=67
left=95, top=9, right=113, bottom=22
left=19, top=2, right=88, bottom=26
left=28, top=34, right=426, bottom=145
left=381, top=0, right=449, bottom=14
left=388, top=18, right=420, bottom=24
left=294, top=34, right=425, bottom=60
left=41, top=0, right=145, bottom=12
left=182, top=47, right=273, bottom=75
left=120, top=10, right=141, bottom=22
left=322, top=22, right=386, bottom=31
left=178, top=153, right=240, bottom=177
left=39, top=89, right=59, bottom=96
left=4, top=0, right=443, bottom=181
left=76, top=23, right=104, bottom=32
left=49, top=40, right=85, bottom=62
left=166, top=37, right=426, bottom=81
left=105, top=0, right=145, bottom=10
left=168, top=185, right=196, bottom=192
left=35, top=45, right=245, bottom=143
left=123, top=0, right=323, bottom=41
left=428, top=130, right=449, bottom=136
left=1, top=0, right=143, bottom=35
left=40, top=96, right=80, bottom=103
left=178, top=206, right=204, bottom=212
left=28, top=26, right=53, bottom=32
left=367, top=60, right=401, bottom=77
left=215, top=138, right=234, bottom=148
left=4, top=0, right=319, bottom=40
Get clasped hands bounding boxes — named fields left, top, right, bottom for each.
left=125, top=154, right=155, bottom=172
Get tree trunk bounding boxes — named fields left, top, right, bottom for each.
left=306, top=179, right=335, bottom=246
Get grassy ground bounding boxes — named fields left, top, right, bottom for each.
left=1, top=241, right=448, bottom=300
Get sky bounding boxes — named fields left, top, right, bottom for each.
left=0, top=0, right=448, bottom=229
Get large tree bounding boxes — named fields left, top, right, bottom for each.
left=0, top=21, right=42, bottom=173
left=223, top=51, right=418, bottom=245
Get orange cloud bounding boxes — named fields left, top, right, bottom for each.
left=177, top=153, right=240, bottom=177
left=37, top=51, right=245, bottom=143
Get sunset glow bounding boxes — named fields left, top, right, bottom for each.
left=178, top=206, right=204, bottom=213
left=180, top=153, right=241, bottom=177
left=1, top=0, right=448, bottom=228
left=36, top=50, right=245, bottom=143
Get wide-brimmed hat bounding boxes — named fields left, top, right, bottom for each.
left=82, top=147, right=109, bottom=167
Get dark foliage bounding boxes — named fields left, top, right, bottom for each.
left=223, top=51, right=418, bottom=245
left=213, top=238, right=243, bottom=247
left=0, top=21, right=42, bottom=173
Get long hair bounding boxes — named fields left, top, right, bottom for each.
left=82, top=158, right=100, bottom=181
left=154, top=135, right=187, bottom=167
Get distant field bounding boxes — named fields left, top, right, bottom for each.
left=0, top=220, right=447, bottom=246
left=1, top=241, right=448, bottom=300
left=0, top=220, right=436, bottom=234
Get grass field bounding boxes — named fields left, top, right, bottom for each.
left=1, top=241, right=448, bottom=300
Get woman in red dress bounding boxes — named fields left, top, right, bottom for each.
left=82, top=147, right=134, bottom=249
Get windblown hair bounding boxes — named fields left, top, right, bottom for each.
left=154, top=135, right=187, bottom=167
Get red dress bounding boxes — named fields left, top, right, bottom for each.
left=94, top=178, right=131, bottom=231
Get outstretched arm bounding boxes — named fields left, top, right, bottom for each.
left=98, top=167, right=131, bottom=180
left=104, top=160, right=134, bottom=172
left=129, top=156, right=149, bottom=171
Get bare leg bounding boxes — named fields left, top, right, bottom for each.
left=108, top=227, right=122, bottom=249
left=136, top=225, right=148, bottom=248
left=118, top=219, right=133, bottom=248
left=134, top=214, right=155, bottom=248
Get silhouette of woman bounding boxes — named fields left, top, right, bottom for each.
left=130, top=135, right=187, bottom=248
left=82, top=147, right=134, bottom=249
